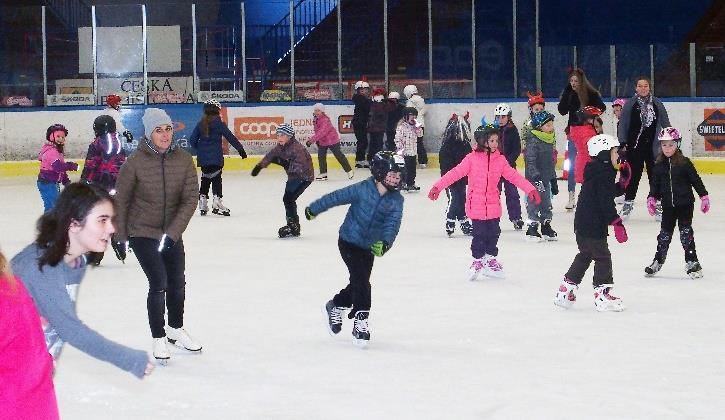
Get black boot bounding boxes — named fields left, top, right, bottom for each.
left=445, top=219, right=456, bottom=237
left=460, top=219, right=473, bottom=236
left=540, top=220, right=558, bottom=241
left=278, top=216, right=301, bottom=238
left=352, top=311, right=370, bottom=347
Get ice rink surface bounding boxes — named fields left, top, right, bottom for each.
left=2, top=169, right=725, bottom=420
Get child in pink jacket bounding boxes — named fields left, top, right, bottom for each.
left=0, top=251, right=59, bottom=420
left=306, top=103, right=354, bottom=180
left=38, top=124, right=78, bottom=212
left=428, top=123, right=541, bottom=280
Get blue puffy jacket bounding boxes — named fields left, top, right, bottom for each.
left=309, top=177, right=404, bottom=250
left=189, top=117, right=246, bottom=167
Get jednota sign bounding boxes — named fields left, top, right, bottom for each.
left=234, top=116, right=285, bottom=140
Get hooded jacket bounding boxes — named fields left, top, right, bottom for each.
left=524, top=129, right=557, bottom=183
left=649, top=154, right=708, bottom=208
left=308, top=113, right=340, bottom=147
left=574, top=152, right=624, bottom=239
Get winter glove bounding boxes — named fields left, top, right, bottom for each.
left=370, top=240, right=390, bottom=257
left=527, top=189, right=542, bottom=205
left=111, top=239, right=129, bottom=263
left=610, top=217, right=628, bottom=243
left=428, top=186, right=441, bottom=200
left=157, top=234, right=176, bottom=253
left=65, top=161, right=79, bottom=171
left=238, top=148, right=247, bottom=159
left=304, top=207, right=316, bottom=221
left=700, top=195, right=710, bottom=214
left=533, top=180, right=546, bottom=193
left=617, top=161, right=632, bottom=190
left=646, top=196, right=657, bottom=216
left=61, top=173, right=71, bottom=186
left=122, top=130, right=134, bottom=142
left=550, top=179, right=559, bottom=196
left=251, top=164, right=262, bottom=177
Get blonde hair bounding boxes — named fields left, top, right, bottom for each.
left=0, top=250, right=16, bottom=288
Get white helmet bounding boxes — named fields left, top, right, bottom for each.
left=354, top=80, right=370, bottom=90
left=587, top=134, right=619, bottom=157
left=403, top=84, right=418, bottom=99
left=388, top=91, right=400, bottom=100
left=494, top=103, right=512, bottom=116
left=658, top=126, right=682, bottom=142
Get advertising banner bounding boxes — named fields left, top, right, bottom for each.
left=47, top=94, right=96, bottom=106
left=197, top=91, right=245, bottom=103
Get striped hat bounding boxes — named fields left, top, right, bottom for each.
left=276, top=123, right=295, bottom=137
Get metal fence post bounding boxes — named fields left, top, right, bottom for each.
left=384, top=0, right=389, bottom=92
left=471, top=0, right=476, bottom=98
left=92, top=6, right=97, bottom=103
left=192, top=4, right=198, bottom=98
left=535, top=0, right=541, bottom=92
left=689, top=42, right=696, bottom=97
left=512, top=0, right=517, bottom=97
left=427, top=0, right=433, bottom=96
left=610, top=45, right=616, bottom=98
left=572, top=45, right=577, bottom=69
left=242, top=2, right=247, bottom=102
left=42, top=6, right=47, bottom=104
left=649, top=44, right=654, bottom=94
left=142, top=4, right=148, bottom=105
left=289, top=0, right=295, bottom=100
left=337, top=0, right=342, bottom=98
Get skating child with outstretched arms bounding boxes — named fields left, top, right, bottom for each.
left=428, top=123, right=540, bottom=281
left=307, top=151, right=405, bottom=348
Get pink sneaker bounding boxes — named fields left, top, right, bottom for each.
left=468, top=258, right=484, bottom=281
left=481, top=255, right=506, bottom=279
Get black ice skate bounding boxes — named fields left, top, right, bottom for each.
left=460, top=220, right=473, bottom=236
left=445, top=219, right=456, bottom=237
left=352, top=311, right=370, bottom=348
left=644, top=259, right=663, bottom=277
left=512, top=218, right=524, bottom=231
left=278, top=216, right=301, bottom=238
left=525, top=222, right=543, bottom=242
left=686, top=261, right=703, bottom=279
left=541, top=220, right=558, bottom=241
left=323, top=300, right=347, bottom=335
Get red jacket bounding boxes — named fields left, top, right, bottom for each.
left=569, top=125, right=597, bottom=184
left=308, top=113, right=340, bottom=147
left=0, top=276, right=59, bottom=419
left=433, top=150, right=535, bottom=220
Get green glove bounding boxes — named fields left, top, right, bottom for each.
left=370, top=240, right=390, bottom=257
left=305, top=207, right=316, bottom=221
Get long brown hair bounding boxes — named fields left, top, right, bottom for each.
left=568, top=68, right=600, bottom=108
left=656, top=148, right=687, bottom=166
left=200, top=104, right=221, bottom=137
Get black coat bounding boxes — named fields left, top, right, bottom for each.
left=439, top=139, right=472, bottom=186
left=499, top=122, right=521, bottom=167
left=557, top=85, right=606, bottom=129
left=386, top=100, right=405, bottom=132
left=649, top=155, right=708, bottom=208
left=574, top=152, right=624, bottom=239
left=352, top=93, right=371, bottom=127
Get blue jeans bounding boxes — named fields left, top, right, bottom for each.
left=567, top=139, right=577, bottom=193
left=37, top=180, right=60, bottom=213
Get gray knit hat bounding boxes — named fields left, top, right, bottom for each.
left=142, top=108, right=173, bottom=139
left=276, top=123, right=295, bottom=137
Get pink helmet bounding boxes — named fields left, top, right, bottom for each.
left=658, top=126, right=682, bottom=142
left=612, top=98, right=626, bottom=107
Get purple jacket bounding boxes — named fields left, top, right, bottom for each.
left=38, top=143, right=77, bottom=184
left=260, top=140, right=314, bottom=181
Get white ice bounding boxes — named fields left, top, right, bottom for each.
left=2, top=169, right=725, bottom=420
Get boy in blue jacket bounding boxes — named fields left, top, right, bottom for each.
left=305, top=151, right=405, bottom=348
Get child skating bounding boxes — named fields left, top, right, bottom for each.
left=523, top=111, right=558, bottom=241
left=438, top=113, right=474, bottom=236
left=395, top=107, right=422, bottom=191
left=429, top=123, right=540, bottom=280
left=37, top=124, right=78, bottom=212
left=494, top=103, right=525, bottom=230
left=306, top=102, right=354, bottom=180
left=306, top=150, right=405, bottom=348
left=554, top=134, right=631, bottom=312
left=643, top=127, right=709, bottom=279
left=252, top=123, right=314, bottom=238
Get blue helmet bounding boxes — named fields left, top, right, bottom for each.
left=531, top=110, right=555, bottom=129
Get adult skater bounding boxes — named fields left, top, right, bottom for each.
left=308, top=150, right=405, bottom=348
left=368, top=88, right=389, bottom=162
left=403, top=84, right=427, bottom=168
left=385, top=91, right=405, bottom=151
left=189, top=99, right=247, bottom=216
left=558, top=68, right=606, bottom=210
left=114, top=108, right=201, bottom=362
left=617, top=76, right=671, bottom=219
left=10, top=183, right=153, bottom=377
left=352, top=80, right=371, bottom=168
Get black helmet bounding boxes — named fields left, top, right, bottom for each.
left=401, top=107, right=418, bottom=118
left=473, top=123, right=500, bottom=151
left=370, top=151, right=406, bottom=191
left=93, top=115, right=117, bottom=137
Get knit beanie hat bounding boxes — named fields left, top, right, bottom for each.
left=142, top=108, right=173, bottom=139
left=276, top=123, right=295, bottom=138
left=313, top=103, right=325, bottom=113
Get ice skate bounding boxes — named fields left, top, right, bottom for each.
left=614, top=195, right=625, bottom=205
left=654, top=201, right=663, bottom=222
left=644, top=260, right=663, bottom=277
left=541, top=220, right=558, bottom=241
left=593, top=284, right=625, bottom=312
left=211, top=195, right=230, bottom=216
left=405, top=184, right=421, bottom=192
left=620, top=200, right=634, bottom=220
left=315, top=173, right=328, bottom=181
left=480, top=255, right=505, bottom=279
left=278, top=217, right=301, bottom=238
left=355, top=161, right=369, bottom=169
left=460, top=219, right=473, bottom=236
left=153, top=337, right=170, bottom=364
left=346, top=170, right=355, bottom=179
left=686, top=261, right=703, bottom=279
left=198, top=194, right=209, bottom=216
left=468, top=258, right=484, bottom=281
left=553, top=278, right=578, bottom=309
left=525, top=222, right=543, bottom=242
left=166, top=327, right=202, bottom=352
left=512, top=218, right=524, bottom=231
left=351, top=311, right=370, bottom=348
left=565, top=191, right=576, bottom=211
left=445, top=219, right=456, bottom=237
left=323, top=300, right=347, bottom=335
left=418, top=163, right=427, bottom=169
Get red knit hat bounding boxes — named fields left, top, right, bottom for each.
left=527, top=91, right=545, bottom=107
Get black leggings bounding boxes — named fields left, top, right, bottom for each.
left=354, top=124, right=368, bottom=162
left=200, top=165, right=223, bottom=197
left=129, top=237, right=186, bottom=338
left=368, top=132, right=384, bottom=162
left=654, top=203, right=697, bottom=263
left=332, top=238, right=374, bottom=317
left=283, top=178, right=311, bottom=220
left=624, top=146, right=655, bottom=201
left=404, top=155, right=417, bottom=186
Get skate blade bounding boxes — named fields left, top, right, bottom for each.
left=155, top=357, right=169, bottom=366
left=688, top=271, right=703, bottom=279
left=553, top=300, right=574, bottom=309
left=542, top=235, right=558, bottom=241
left=595, top=303, right=625, bottom=312
left=644, top=272, right=656, bottom=278
left=167, top=338, right=202, bottom=352
left=468, top=271, right=481, bottom=282
left=352, top=338, right=369, bottom=349
left=525, top=236, right=544, bottom=243
left=481, top=273, right=506, bottom=280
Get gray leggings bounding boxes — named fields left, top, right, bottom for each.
left=318, top=143, right=352, bottom=174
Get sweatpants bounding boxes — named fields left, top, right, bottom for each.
left=565, top=234, right=613, bottom=287
left=130, top=237, right=187, bottom=338
left=445, top=181, right=467, bottom=222
left=416, top=128, right=427, bottom=165
left=654, top=203, right=697, bottom=263
left=471, top=219, right=501, bottom=258
left=37, top=180, right=60, bottom=213
left=624, top=145, right=655, bottom=201
left=354, top=124, right=369, bottom=163
left=368, top=132, right=384, bottom=162
left=499, top=177, right=522, bottom=221
left=317, top=143, right=352, bottom=174
left=283, top=178, right=311, bottom=220
left=403, top=155, right=417, bottom=187
left=567, top=138, right=577, bottom=193
left=385, top=129, right=397, bottom=151
left=525, top=177, right=553, bottom=222
left=199, top=165, right=223, bottom=197
left=332, top=238, right=374, bottom=317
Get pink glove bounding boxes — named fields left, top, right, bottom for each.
left=527, top=189, right=542, bottom=205
left=617, top=161, right=632, bottom=190
left=646, top=196, right=657, bottom=216
left=610, top=217, right=628, bottom=243
left=700, top=195, right=710, bottom=214
left=428, top=186, right=441, bottom=201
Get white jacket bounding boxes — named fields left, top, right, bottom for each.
left=406, top=94, right=426, bottom=127
left=395, top=121, right=421, bottom=156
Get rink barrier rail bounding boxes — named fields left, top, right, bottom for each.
left=3, top=155, right=725, bottom=178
